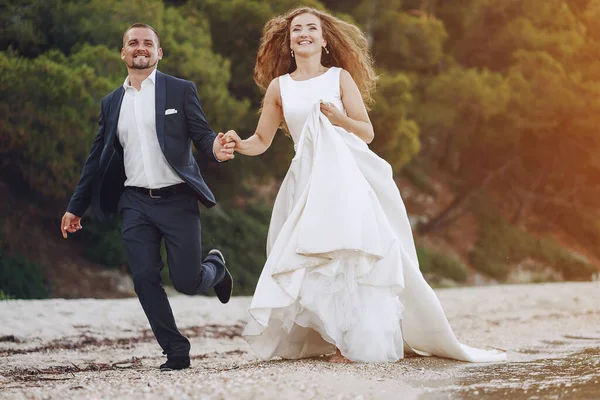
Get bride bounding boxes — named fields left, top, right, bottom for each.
left=222, top=7, right=506, bottom=364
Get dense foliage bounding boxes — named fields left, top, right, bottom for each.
left=2, top=0, right=599, bottom=297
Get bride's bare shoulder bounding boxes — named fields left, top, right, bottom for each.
left=265, top=78, right=282, bottom=106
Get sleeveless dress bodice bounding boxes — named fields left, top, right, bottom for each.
left=279, top=67, right=345, bottom=146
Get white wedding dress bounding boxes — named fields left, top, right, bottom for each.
left=242, top=67, right=506, bottom=363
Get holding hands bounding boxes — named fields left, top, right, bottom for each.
left=215, top=99, right=347, bottom=161
left=218, top=130, right=243, bottom=151
left=213, top=132, right=237, bottom=161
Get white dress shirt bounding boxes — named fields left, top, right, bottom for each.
left=117, top=69, right=184, bottom=189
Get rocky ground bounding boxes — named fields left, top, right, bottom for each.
left=1, top=282, right=599, bottom=400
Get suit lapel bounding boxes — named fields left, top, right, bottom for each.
left=108, top=86, right=125, bottom=152
left=155, top=71, right=166, bottom=151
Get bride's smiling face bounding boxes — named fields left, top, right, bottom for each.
left=289, top=13, right=327, bottom=57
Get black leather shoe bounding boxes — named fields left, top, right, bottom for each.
left=159, top=357, right=190, bottom=371
left=209, top=249, right=233, bottom=304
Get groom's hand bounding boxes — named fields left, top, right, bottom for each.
left=61, top=212, right=82, bottom=238
left=217, top=132, right=230, bottom=147
left=213, top=133, right=236, bottom=161
left=223, top=130, right=243, bottom=149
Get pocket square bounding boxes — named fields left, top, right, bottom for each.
left=165, top=109, right=178, bottom=115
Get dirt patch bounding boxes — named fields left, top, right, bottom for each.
left=1, top=324, right=244, bottom=356
left=0, top=335, right=21, bottom=343
left=5, top=357, right=144, bottom=382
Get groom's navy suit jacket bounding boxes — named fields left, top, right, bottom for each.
left=67, top=71, right=219, bottom=221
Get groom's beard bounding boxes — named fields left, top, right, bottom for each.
left=128, top=53, right=158, bottom=70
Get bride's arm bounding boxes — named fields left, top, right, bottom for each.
left=321, top=69, right=375, bottom=144
left=229, top=79, right=283, bottom=156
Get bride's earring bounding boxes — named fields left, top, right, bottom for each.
left=291, top=50, right=295, bottom=58
left=323, top=45, right=329, bottom=54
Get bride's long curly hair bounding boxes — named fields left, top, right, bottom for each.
left=254, top=7, right=376, bottom=108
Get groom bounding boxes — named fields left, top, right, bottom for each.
left=60, top=23, right=234, bottom=371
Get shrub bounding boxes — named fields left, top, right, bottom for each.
left=470, top=247, right=510, bottom=281
left=401, top=163, right=437, bottom=197
left=417, top=245, right=469, bottom=283
left=0, top=249, right=50, bottom=299
left=471, top=212, right=598, bottom=281
left=0, top=290, right=15, bottom=300
left=201, top=201, right=271, bottom=295
left=544, top=205, right=600, bottom=260
left=78, top=217, right=127, bottom=268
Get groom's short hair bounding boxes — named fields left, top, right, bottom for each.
left=123, top=23, right=160, bottom=47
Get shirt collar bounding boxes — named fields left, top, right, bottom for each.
left=123, top=69, right=158, bottom=89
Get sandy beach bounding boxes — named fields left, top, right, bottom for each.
left=1, top=282, right=599, bottom=399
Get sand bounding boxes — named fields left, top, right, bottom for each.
left=1, top=282, right=599, bottom=399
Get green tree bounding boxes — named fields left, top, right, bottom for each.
left=416, top=66, right=511, bottom=174
left=1, top=0, right=59, bottom=57
left=159, top=6, right=249, bottom=133
left=452, top=0, right=584, bottom=71
left=0, top=50, right=116, bottom=199
left=370, top=72, right=420, bottom=171
left=1, top=0, right=166, bottom=57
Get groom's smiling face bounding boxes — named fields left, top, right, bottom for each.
left=121, top=27, right=163, bottom=70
